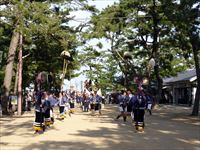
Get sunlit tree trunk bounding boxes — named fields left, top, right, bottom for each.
left=2, top=30, right=19, bottom=114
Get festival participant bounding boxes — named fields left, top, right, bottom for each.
left=132, top=89, right=147, bottom=132
left=43, top=92, right=51, bottom=128
left=64, top=92, right=71, bottom=117
left=92, top=91, right=102, bottom=115
left=76, top=92, right=83, bottom=108
left=47, top=92, right=57, bottom=124
left=145, top=92, right=153, bottom=115
left=127, top=90, right=134, bottom=117
left=115, top=91, right=129, bottom=122
left=58, top=92, right=66, bottom=119
left=69, top=91, right=76, bottom=113
left=94, top=91, right=102, bottom=115
left=89, top=93, right=95, bottom=115
left=82, top=92, right=90, bottom=112
left=33, top=91, right=45, bottom=134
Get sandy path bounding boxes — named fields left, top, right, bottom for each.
left=0, top=104, right=199, bottom=150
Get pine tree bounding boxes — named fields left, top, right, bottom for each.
left=0, top=0, right=94, bottom=114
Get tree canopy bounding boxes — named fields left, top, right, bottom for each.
left=0, top=0, right=199, bottom=115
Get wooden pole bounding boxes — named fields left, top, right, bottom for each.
left=61, top=59, right=67, bottom=91
left=17, top=34, right=23, bottom=115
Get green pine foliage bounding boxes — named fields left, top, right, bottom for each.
left=0, top=0, right=93, bottom=91
left=79, top=0, right=198, bottom=94
left=0, top=0, right=199, bottom=95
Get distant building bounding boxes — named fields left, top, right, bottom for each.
left=163, top=69, right=197, bottom=105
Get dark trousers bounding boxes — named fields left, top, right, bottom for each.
left=90, top=104, right=95, bottom=110
left=127, top=105, right=132, bottom=113
left=134, top=109, right=145, bottom=127
left=95, top=103, right=100, bottom=111
left=45, top=109, right=50, bottom=118
left=95, top=103, right=102, bottom=115
left=116, top=105, right=127, bottom=122
left=83, top=104, right=89, bottom=112
left=70, top=102, right=75, bottom=108
left=35, top=111, right=44, bottom=123
left=59, top=106, right=64, bottom=114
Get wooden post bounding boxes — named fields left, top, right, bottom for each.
left=17, top=34, right=23, bottom=115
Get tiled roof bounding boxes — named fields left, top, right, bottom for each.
left=163, top=69, right=197, bottom=83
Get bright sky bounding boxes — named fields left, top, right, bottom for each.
left=69, top=0, right=119, bottom=26
left=64, top=0, right=119, bottom=91
left=88, top=0, right=119, bottom=10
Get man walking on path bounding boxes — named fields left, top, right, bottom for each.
left=115, top=91, right=129, bottom=122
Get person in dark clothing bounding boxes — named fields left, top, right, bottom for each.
left=115, top=91, right=129, bottom=122
left=132, top=89, right=147, bottom=132
left=82, top=92, right=90, bottom=112
left=43, top=92, right=51, bottom=127
left=127, top=90, right=134, bottom=116
left=48, top=92, right=57, bottom=124
left=93, top=91, right=102, bottom=115
left=33, top=91, right=45, bottom=134
left=145, top=93, right=153, bottom=115
left=58, top=92, right=66, bottom=119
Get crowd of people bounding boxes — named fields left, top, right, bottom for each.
left=115, top=89, right=154, bottom=133
left=31, top=86, right=154, bottom=134
left=33, top=89, right=103, bottom=134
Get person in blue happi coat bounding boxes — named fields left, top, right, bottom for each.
left=131, top=89, right=147, bottom=132
left=115, top=91, right=129, bottom=122
left=47, top=92, right=57, bottom=124
left=145, top=92, right=154, bottom=115
left=58, top=92, right=66, bottom=119
left=33, top=91, right=45, bottom=133
left=93, top=91, right=102, bottom=115
left=43, top=92, right=52, bottom=127
left=82, top=92, right=90, bottom=112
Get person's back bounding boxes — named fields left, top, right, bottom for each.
left=35, top=92, right=42, bottom=112
left=146, top=94, right=153, bottom=115
left=59, top=94, right=65, bottom=107
left=118, top=93, right=128, bottom=107
left=48, top=95, right=57, bottom=107
left=95, top=94, right=102, bottom=104
left=132, top=92, right=147, bottom=132
left=133, top=95, right=146, bottom=109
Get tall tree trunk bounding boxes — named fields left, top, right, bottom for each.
left=154, top=65, right=163, bottom=103
left=152, top=0, right=162, bottom=103
left=2, top=30, right=19, bottom=114
left=191, top=39, right=200, bottom=116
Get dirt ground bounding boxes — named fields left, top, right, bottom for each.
left=0, top=104, right=199, bottom=150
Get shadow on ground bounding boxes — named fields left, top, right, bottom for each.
left=0, top=105, right=199, bottom=150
